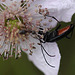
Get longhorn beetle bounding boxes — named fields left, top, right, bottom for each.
left=39, top=14, right=74, bottom=67
left=19, top=14, right=74, bottom=68
left=43, top=15, right=74, bottom=42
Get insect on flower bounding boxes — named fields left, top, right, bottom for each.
left=42, top=15, right=74, bottom=42
left=0, top=0, right=75, bottom=75
left=0, top=0, right=74, bottom=68
left=34, top=13, right=74, bottom=67
left=0, top=0, right=74, bottom=69
left=0, top=0, right=57, bottom=64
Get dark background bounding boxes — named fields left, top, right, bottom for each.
left=0, top=15, right=75, bottom=75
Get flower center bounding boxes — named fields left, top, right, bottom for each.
left=6, top=19, right=20, bottom=31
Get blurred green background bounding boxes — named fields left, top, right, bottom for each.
left=0, top=15, right=75, bottom=75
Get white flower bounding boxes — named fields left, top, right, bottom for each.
left=0, top=0, right=75, bottom=75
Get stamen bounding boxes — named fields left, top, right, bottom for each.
left=15, top=44, right=17, bottom=58
left=21, top=1, right=27, bottom=8
left=17, top=17, right=22, bottom=23
left=10, top=45, right=13, bottom=56
left=0, top=8, right=3, bottom=11
left=0, top=0, right=56, bottom=67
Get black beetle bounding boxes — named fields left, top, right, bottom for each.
left=43, top=24, right=74, bottom=42
left=39, top=13, right=74, bottom=42
left=18, top=14, right=74, bottom=68
left=38, top=14, right=74, bottom=68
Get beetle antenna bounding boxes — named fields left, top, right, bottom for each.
left=40, top=43, right=55, bottom=57
left=31, top=30, right=55, bottom=67
left=34, top=33, right=55, bottom=57
left=40, top=41, right=55, bottom=68
left=46, top=15, right=60, bottom=23
left=39, top=13, right=61, bottom=31
left=39, top=12, right=60, bottom=23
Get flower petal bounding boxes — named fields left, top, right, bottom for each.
left=21, top=36, right=61, bottom=75
left=28, top=0, right=75, bottom=30
left=40, top=0, right=75, bottom=22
